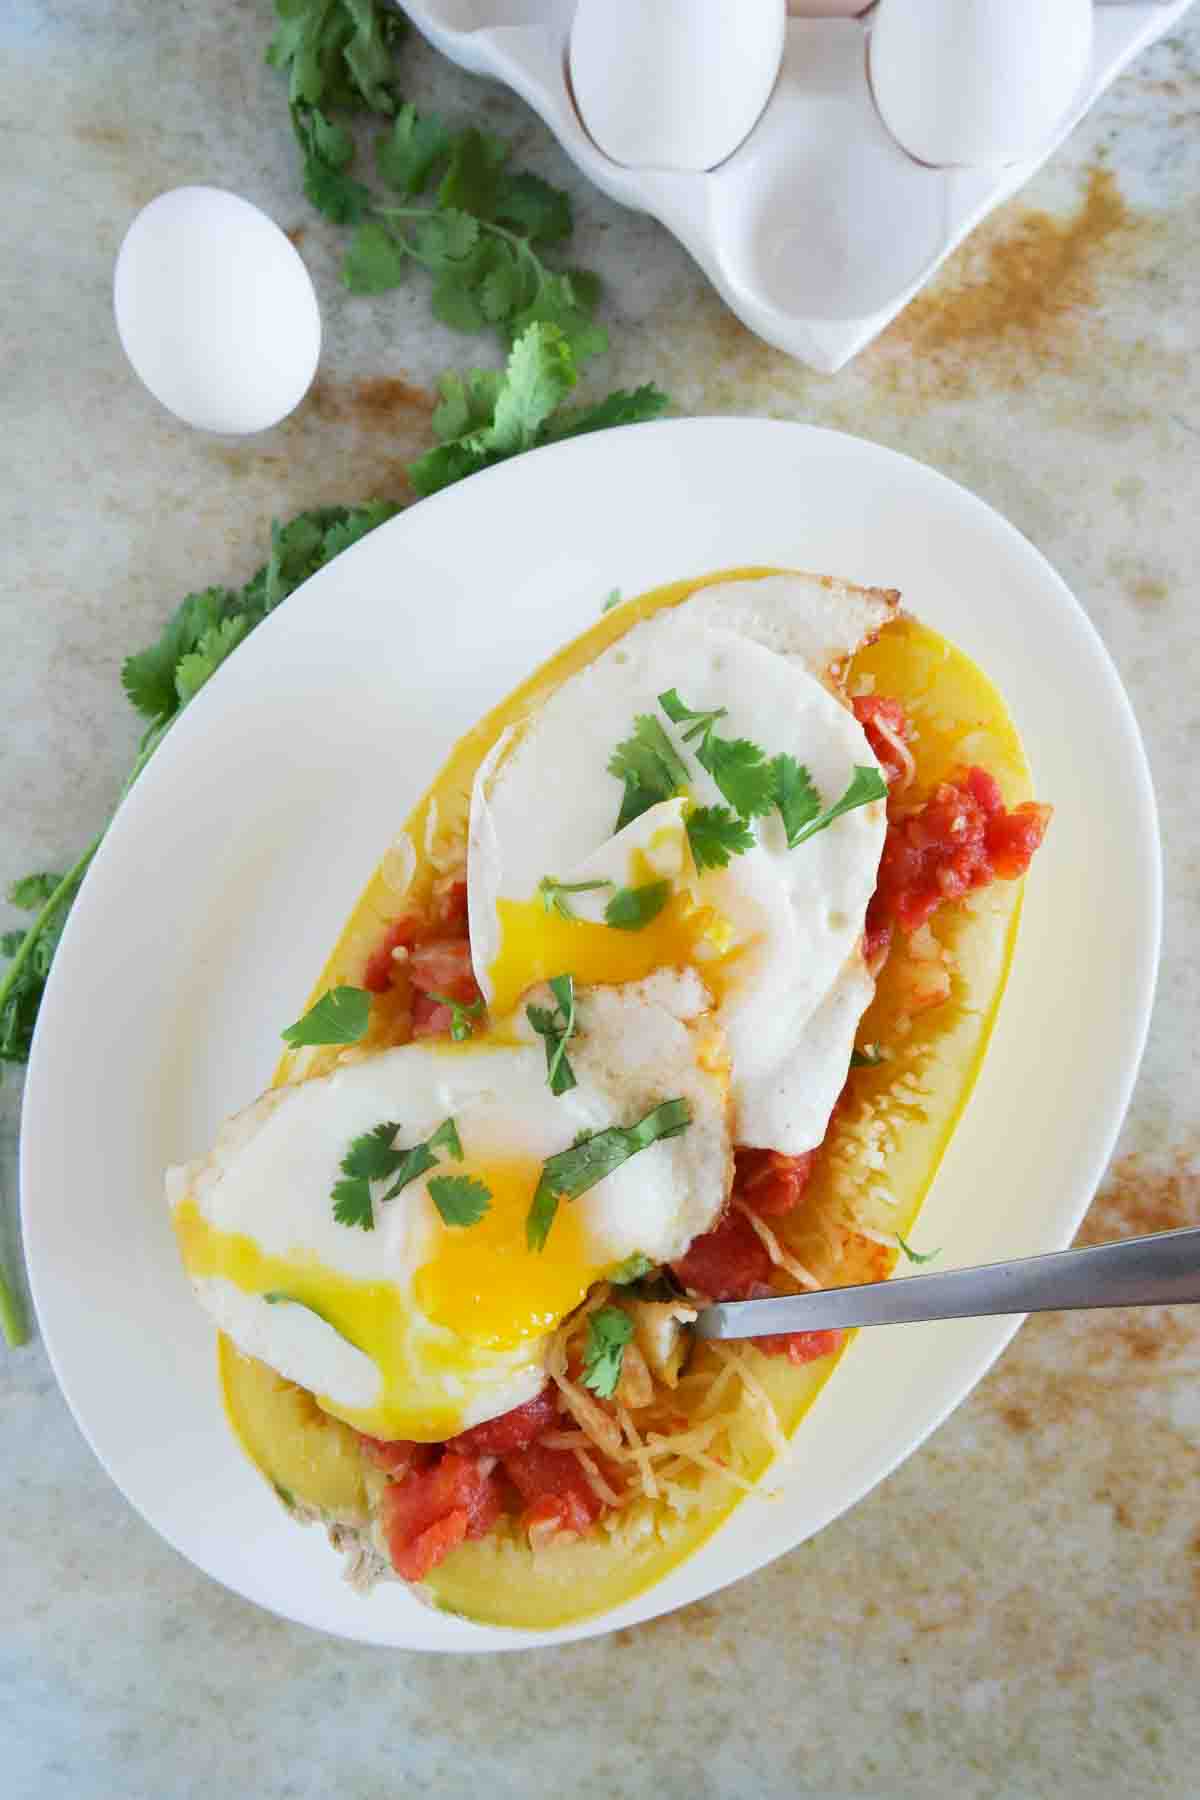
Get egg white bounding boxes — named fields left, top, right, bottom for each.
left=467, top=576, right=889, bottom=1154
left=167, top=975, right=728, bottom=1440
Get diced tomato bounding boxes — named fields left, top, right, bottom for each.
left=873, top=767, right=1051, bottom=935
left=735, top=1148, right=816, bottom=1218
left=358, top=1435, right=436, bottom=1477
left=671, top=1206, right=774, bottom=1301
left=863, top=898, right=893, bottom=975
left=380, top=1451, right=503, bottom=1581
left=985, top=801, right=1053, bottom=880
left=503, top=1443, right=606, bottom=1537
left=852, top=694, right=914, bottom=786
left=363, top=917, right=421, bottom=993
left=411, top=993, right=456, bottom=1039
left=755, top=1328, right=844, bottom=1365
left=964, top=765, right=1003, bottom=816
left=408, top=939, right=479, bottom=1004
left=448, top=1387, right=561, bottom=1457
left=391, top=1508, right=469, bottom=1582
left=437, top=879, right=469, bottom=933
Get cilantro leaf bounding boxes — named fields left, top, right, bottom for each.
left=343, top=219, right=408, bottom=292
left=293, top=104, right=371, bottom=224
left=527, top=1098, right=692, bottom=1250
left=333, top=1120, right=405, bottom=1229
left=526, top=972, right=578, bottom=1096
left=546, top=384, right=671, bottom=443
left=537, top=876, right=611, bottom=921
left=332, top=1176, right=376, bottom=1231
left=7, top=873, right=63, bottom=911
left=281, top=985, right=372, bottom=1047
left=493, top=171, right=573, bottom=246
left=602, top=588, right=622, bottom=612
left=121, top=587, right=236, bottom=722
left=379, top=1115, right=464, bottom=1203
left=581, top=1306, right=634, bottom=1398
left=413, top=206, right=480, bottom=270
left=896, top=1232, right=941, bottom=1266
left=658, top=692, right=774, bottom=819
left=376, top=103, right=451, bottom=196
left=267, top=0, right=402, bottom=115
left=341, top=1120, right=404, bottom=1181
left=703, top=736, right=777, bottom=820
left=786, top=765, right=888, bottom=848
left=425, top=992, right=484, bottom=1042
left=431, top=369, right=504, bottom=441
left=437, top=126, right=508, bottom=217
left=486, top=321, right=577, bottom=452
left=408, top=325, right=582, bottom=497
left=339, top=0, right=402, bottom=114
left=428, top=1174, right=492, bottom=1227
left=686, top=806, right=755, bottom=872
left=174, top=616, right=253, bottom=708
left=658, top=688, right=726, bottom=745
left=604, top=881, right=671, bottom=931
left=609, top=1252, right=654, bottom=1286
left=770, top=754, right=821, bottom=847
left=507, top=271, right=608, bottom=362
left=607, top=716, right=689, bottom=831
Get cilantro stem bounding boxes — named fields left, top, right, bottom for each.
left=0, top=1264, right=29, bottom=1348
left=0, top=836, right=103, bottom=1046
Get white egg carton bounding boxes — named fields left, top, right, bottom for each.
left=400, top=0, right=1191, bottom=371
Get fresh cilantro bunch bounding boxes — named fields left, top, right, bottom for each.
left=0, top=504, right=397, bottom=1345
left=268, top=0, right=607, bottom=361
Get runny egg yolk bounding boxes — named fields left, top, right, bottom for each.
left=171, top=1157, right=614, bottom=1442
left=488, top=845, right=742, bottom=1018
left=414, top=1156, right=598, bottom=1349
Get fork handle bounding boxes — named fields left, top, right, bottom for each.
left=694, top=1226, right=1200, bottom=1340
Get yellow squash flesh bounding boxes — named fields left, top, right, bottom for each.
left=218, top=569, right=1034, bottom=1630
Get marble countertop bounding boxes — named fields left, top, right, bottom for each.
left=3, top=4, right=1198, bottom=1795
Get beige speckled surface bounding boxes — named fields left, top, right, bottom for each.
left=2, top=4, right=1198, bottom=1795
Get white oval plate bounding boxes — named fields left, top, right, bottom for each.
left=22, top=420, right=1159, bottom=1651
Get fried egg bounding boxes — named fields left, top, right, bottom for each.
left=167, top=973, right=729, bottom=1441
left=468, top=574, right=893, bottom=1154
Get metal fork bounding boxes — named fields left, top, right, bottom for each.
left=694, top=1227, right=1200, bottom=1341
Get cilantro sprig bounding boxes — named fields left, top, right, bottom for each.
left=408, top=326, right=669, bottom=501
left=685, top=806, right=755, bottom=873
left=581, top=1306, right=635, bottom=1399
left=773, top=761, right=887, bottom=849
left=526, top=974, right=578, bottom=1096
left=331, top=1115, right=464, bottom=1230
left=527, top=1098, right=692, bottom=1251
left=537, top=876, right=612, bottom=922
left=281, top=985, right=372, bottom=1048
left=896, top=1231, right=941, bottom=1266
left=425, top=993, right=484, bottom=1042
left=607, top=715, right=690, bottom=831
left=659, top=688, right=775, bottom=820
left=604, top=881, right=671, bottom=931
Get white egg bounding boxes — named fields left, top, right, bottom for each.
left=569, top=0, right=786, bottom=173
left=467, top=574, right=892, bottom=1156
left=167, top=976, right=728, bottom=1441
left=868, top=0, right=1093, bottom=169
left=113, top=186, right=321, bottom=434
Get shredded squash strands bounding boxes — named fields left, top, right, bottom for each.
left=872, top=714, right=917, bottom=790
left=733, top=1200, right=822, bottom=1291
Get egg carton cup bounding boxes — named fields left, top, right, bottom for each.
left=399, top=0, right=1192, bottom=372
